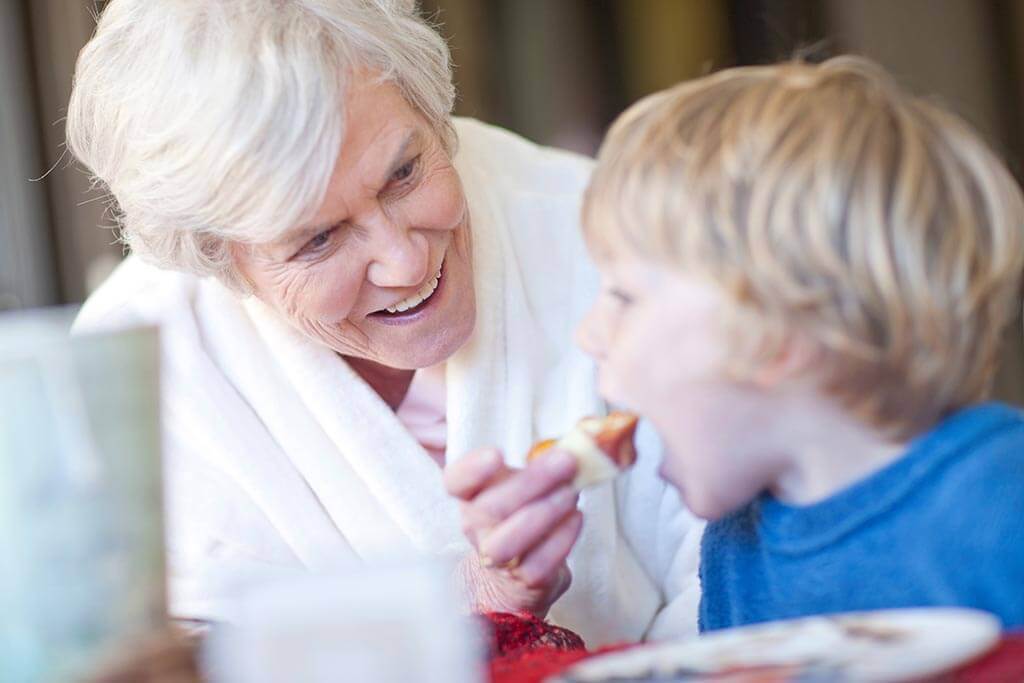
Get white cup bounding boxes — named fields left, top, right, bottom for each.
left=204, top=560, right=484, bottom=683
left=0, top=309, right=165, bottom=683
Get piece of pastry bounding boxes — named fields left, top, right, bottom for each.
left=527, top=411, right=639, bottom=489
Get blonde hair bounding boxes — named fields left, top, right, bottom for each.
left=67, top=0, right=455, bottom=290
left=584, top=56, right=1024, bottom=438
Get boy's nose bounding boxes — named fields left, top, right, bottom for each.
left=575, top=307, right=607, bottom=361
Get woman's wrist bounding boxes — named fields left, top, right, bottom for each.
left=458, top=551, right=551, bottom=618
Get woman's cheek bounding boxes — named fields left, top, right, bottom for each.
left=411, top=166, right=465, bottom=231
left=281, top=260, right=361, bottom=323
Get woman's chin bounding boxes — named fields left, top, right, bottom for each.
left=369, top=312, right=476, bottom=369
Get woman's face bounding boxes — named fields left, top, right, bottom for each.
left=234, top=71, right=475, bottom=370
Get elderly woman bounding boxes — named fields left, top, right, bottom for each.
left=68, top=0, right=701, bottom=645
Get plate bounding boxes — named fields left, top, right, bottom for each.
left=553, top=608, right=1000, bottom=682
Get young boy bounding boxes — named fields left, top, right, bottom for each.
left=576, top=56, right=1024, bottom=631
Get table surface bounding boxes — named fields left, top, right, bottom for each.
left=85, top=623, right=1024, bottom=682
left=489, top=632, right=1024, bottom=683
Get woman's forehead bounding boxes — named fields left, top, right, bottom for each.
left=332, top=75, right=436, bottom=179
left=340, top=71, right=423, bottom=159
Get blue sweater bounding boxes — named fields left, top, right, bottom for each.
left=699, top=403, right=1024, bottom=632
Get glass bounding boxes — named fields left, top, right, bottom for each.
left=0, top=308, right=165, bottom=683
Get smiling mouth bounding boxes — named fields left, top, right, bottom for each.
left=375, top=263, right=443, bottom=316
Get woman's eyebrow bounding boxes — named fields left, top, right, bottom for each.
left=273, top=129, right=423, bottom=254
left=378, top=129, right=420, bottom=186
left=274, top=219, right=334, bottom=255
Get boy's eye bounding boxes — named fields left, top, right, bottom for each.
left=609, top=288, right=634, bottom=306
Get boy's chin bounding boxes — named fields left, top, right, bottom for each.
left=658, top=467, right=704, bottom=517
left=682, top=494, right=735, bottom=522
left=662, top=474, right=741, bottom=521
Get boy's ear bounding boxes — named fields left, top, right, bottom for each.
left=749, top=333, right=821, bottom=390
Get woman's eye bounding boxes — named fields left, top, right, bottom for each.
left=309, top=231, right=331, bottom=249
left=295, top=227, right=336, bottom=259
left=390, top=157, right=418, bottom=184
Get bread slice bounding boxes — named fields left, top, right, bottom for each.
left=527, top=411, right=639, bottom=489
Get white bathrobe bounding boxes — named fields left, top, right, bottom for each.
left=74, top=118, right=703, bottom=646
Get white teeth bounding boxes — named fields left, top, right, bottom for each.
left=384, top=268, right=441, bottom=314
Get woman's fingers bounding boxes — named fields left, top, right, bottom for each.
left=444, top=448, right=507, bottom=500
left=478, top=485, right=579, bottom=566
left=514, top=511, right=584, bottom=589
left=447, top=447, right=579, bottom=558
left=449, top=453, right=583, bottom=616
left=470, top=450, right=578, bottom=526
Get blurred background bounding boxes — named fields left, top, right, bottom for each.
left=2, top=0, right=1023, bottom=401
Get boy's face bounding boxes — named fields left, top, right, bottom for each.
left=576, top=256, right=787, bottom=520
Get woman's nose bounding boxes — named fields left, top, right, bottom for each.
left=365, top=220, right=430, bottom=288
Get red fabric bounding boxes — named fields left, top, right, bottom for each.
left=480, top=612, right=586, bottom=659
left=480, top=612, right=594, bottom=683
left=489, top=643, right=634, bottom=683
left=953, top=631, right=1024, bottom=682
left=485, top=616, right=1024, bottom=683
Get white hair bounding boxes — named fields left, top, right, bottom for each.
left=67, top=0, right=455, bottom=289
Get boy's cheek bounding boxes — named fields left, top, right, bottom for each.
left=596, top=366, right=627, bottom=408
left=596, top=355, right=649, bottom=412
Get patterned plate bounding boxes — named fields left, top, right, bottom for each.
left=553, top=608, right=1000, bottom=682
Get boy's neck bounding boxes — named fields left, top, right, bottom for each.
left=769, top=395, right=909, bottom=506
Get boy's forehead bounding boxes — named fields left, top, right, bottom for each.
left=585, top=227, right=646, bottom=269
left=599, top=255, right=672, bottom=286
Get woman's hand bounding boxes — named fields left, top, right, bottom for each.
left=445, top=448, right=583, bottom=618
